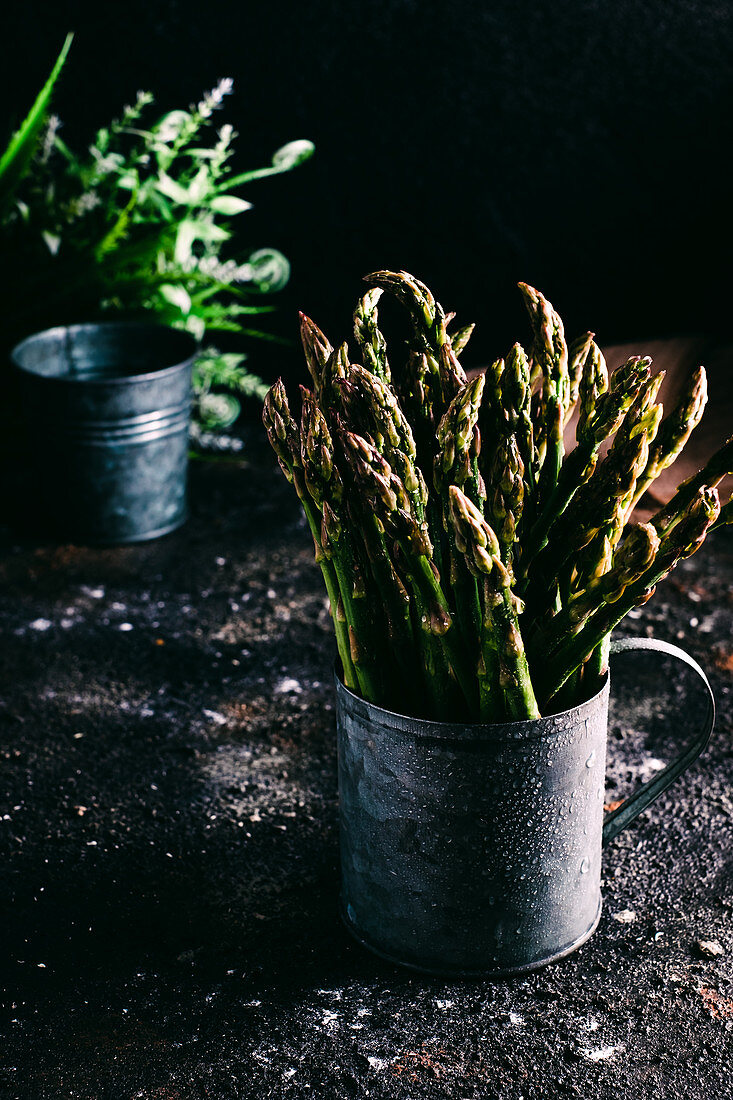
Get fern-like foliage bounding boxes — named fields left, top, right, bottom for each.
left=2, top=64, right=314, bottom=433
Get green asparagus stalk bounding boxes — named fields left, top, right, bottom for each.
left=434, top=375, right=485, bottom=500
left=268, top=271, right=726, bottom=725
left=518, top=283, right=569, bottom=509
left=488, top=435, right=525, bottom=568
left=520, top=354, right=652, bottom=581
left=449, top=486, right=539, bottom=721
left=263, top=381, right=357, bottom=689
left=536, top=486, right=720, bottom=704
left=364, top=269, right=467, bottom=409
left=433, top=375, right=486, bottom=652
left=353, top=288, right=391, bottom=382
left=300, top=387, right=384, bottom=701
left=652, top=434, right=733, bottom=536
left=566, top=331, right=595, bottom=427
left=523, top=401, right=656, bottom=621
left=502, top=344, right=536, bottom=500
left=531, top=522, right=661, bottom=659
left=343, top=430, right=476, bottom=712
left=630, top=365, right=707, bottom=511
left=449, top=322, right=476, bottom=357
left=299, top=312, right=333, bottom=394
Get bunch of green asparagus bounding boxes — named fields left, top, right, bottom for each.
left=264, top=271, right=731, bottom=721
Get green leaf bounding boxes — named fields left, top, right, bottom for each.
left=187, top=220, right=230, bottom=242
left=208, top=194, right=252, bottom=215
left=196, top=391, right=241, bottom=429
left=217, top=138, right=315, bottom=190
left=158, top=283, right=192, bottom=314
left=155, top=171, right=192, bottom=205
left=187, top=165, right=212, bottom=205
left=240, top=247, right=290, bottom=293
left=153, top=110, right=191, bottom=143
left=0, top=32, right=73, bottom=212
left=174, top=220, right=197, bottom=264
left=272, top=139, right=316, bottom=170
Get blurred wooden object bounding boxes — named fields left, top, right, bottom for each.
left=602, top=337, right=732, bottom=520
left=469, top=336, right=732, bottom=519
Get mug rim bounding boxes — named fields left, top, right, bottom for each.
left=10, top=321, right=198, bottom=387
left=335, top=665, right=610, bottom=744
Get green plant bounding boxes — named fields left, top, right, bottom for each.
left=264, top=270, right=732, bottom=722
left=2, top=49, right=314, bottom=432
left=0, top=33, right=73, bottom=217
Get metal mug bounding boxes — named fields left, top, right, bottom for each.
left=11, top=321, right=197, bottom=545
left=336, top=636, right=715, bottom=977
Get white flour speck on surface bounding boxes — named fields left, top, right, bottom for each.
left=367, top=1057, right=389, bottom=1071
left=321, top=1009, right=339, bottom=1029
left=435, top=999, right=454, bottom=1009
left=580, top=1045, right=624, bottom=1062
left=29, top=619, right=52, bottom=632
left=612, top=909, right=637, bottom=923
left=508, top=1012, right=525, bottom=1026
left=81, top=586, right=105, bottom=599
left=203, top=709, right=227, bottom=725
left=274, top=678, right=302, bottom=695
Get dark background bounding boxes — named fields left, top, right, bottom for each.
left=3, top=0, right=733, bottom=380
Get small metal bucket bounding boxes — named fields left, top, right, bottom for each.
left=11, top=322, right=197, bottom=545
left=337, top=637, right=714, bottom=977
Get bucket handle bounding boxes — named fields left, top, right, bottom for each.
left=602, top=636, right=715, bottom=846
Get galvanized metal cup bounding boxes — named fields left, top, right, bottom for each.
left=11, top=322, right=197, bottom=545
left=337, top=636, right=714, bottom=977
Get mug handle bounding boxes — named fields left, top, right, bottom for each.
left=602, top=635, right=716, bottom=846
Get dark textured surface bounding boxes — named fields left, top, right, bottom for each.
left=0, top=428, right=732, bottom=1099
left=2, top=2, right=733, bottom=369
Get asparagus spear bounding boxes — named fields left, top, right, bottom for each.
left=520, top=354, right=652, bottom=580
left=434, top=374, right=485, bottom=501
left=263, top=381, right=357, bottom=689
left=353, top=287, right=391, bottom=382
left=299, top=312, right=348, bottom=409
left=536, top=486, right=720, bottom=704
left=449, top=322, right=475, bottom=357
left=488, top=435, right=525, bottom=568
left=299, top=312, right=333, bottom=394
left=300, top=387, right=383, bottom=701
left=576, top=340, right=609, bottom=439
left=434, top=375, right=486, bottom=651
left=364, top=269, right=467, bottom=407
left=502, top=344, right=536, bottom=500
left=343, top=431, right=476, bottom=713
left=532, top=522, right=661, bottom=658
left=630, top=365, right=708, bottom=511
left=523, top=402, right=657, bottom=621
left=566, top=331, right=595, bottom=427
left=652, top=434, right=733, bottom=536
left=449, top=486, right=539, bottom=721
left=518, top=283, right=569, bottom=508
